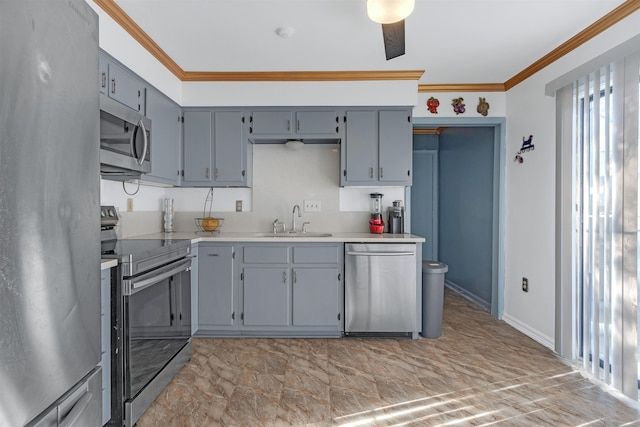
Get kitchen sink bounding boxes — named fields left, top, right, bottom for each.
left=258, top=232, right=333, bottom=238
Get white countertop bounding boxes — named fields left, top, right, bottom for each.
left=125, top=231, right=426, bottom=244
left=101, top=259, right=118, bottom=270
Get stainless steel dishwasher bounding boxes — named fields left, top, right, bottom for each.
left=345, top=243, right=416, bottom=336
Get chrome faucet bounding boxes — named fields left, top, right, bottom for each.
left=291, top=204, right=301, bottom=232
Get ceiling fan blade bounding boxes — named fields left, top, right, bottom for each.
left=381, top=20, right=405, bottom=60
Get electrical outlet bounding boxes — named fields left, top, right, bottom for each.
left=235, top=200, right=243, bottom=212
left=126, top=198, right=133, bottom=212
left=522, top=277, right=529, bottom=292
left=303, top=200, right=321, bottom=212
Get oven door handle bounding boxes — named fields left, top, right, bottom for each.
left=123, top=257, right=191, bottom=295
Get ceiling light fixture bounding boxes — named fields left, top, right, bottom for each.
left=366, top=0, right=414, bottom=24
left=285, top=140, right=304, bottom=150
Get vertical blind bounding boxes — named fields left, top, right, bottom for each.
left=564, top=52, right=640, bottom=399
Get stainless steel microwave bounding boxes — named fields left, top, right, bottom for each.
left=100, top=94, right=151, bottom=180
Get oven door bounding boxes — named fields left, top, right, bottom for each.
left=121, top=258, right=191, bottom=426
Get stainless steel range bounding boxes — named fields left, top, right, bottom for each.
left=101, top=206, right=192, bottom=427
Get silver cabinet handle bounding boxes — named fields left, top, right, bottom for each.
left=293, top=271, right=297, bottom=284
left=208, top=253, right=219, bottom=257
left=283, top=271, right=287, bottom=283
left=205, top=167, right=210, bottom=179
left=287, top=120, right=291, bottom=131
left=214, top=167, right=219, bottom=179
left=111, top=78, right=116, bottom=94
left=101, top=72, right=106, bottom=89
left=369, top=167, right=374, bottom=178
left=380, top=167, right=384, bottom=178
left=296, top=119, right=300, bottom=132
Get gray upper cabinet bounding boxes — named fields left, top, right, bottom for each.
left=343, top=110, right=377, bottom=184
left=341, top=108, right=412, bottom=186
left=248, top=109, right=340, bottom=140
left=249, top=110, right=292, bottom=135
left=99, top=51, right=146, bottom=113
left=143, top=85, right=181, bottom=185
left=296, top=111, right=340, bottom=135
left=198, top=244, right=238, bottom=331
left=182, top=109, right=250, bottom=187
left=379, top=110, right=413, bottom=184
left=182, top=110, right=212, bottom=184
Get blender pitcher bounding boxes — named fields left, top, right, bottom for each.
left=369, top=193, right=384, bottom=233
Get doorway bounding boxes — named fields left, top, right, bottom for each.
left=410, top=117, right=505, bottom=318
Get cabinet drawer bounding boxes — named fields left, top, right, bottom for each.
left=243, top=246, right=289, bottom=264
left=293, top=246, right=339, bottom=264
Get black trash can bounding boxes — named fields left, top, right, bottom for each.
left=421, top=261, right=448, bottom=338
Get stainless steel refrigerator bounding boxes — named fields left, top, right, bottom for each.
left=0, top=1, right=102, bottom=426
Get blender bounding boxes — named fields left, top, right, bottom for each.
left=369, top=193, right=384, bottom=233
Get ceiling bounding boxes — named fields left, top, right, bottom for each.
left=111, top=0, right=630, bottom=86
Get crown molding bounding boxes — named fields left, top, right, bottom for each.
left=182, top=70, right=425, bottom=82
left=93, top=0, right=185, bottom=79
left=95, top=0, right=640, bottom=88
left=504, top=0, right=640, bottom=90
left=418, top=83, right=505, bottom=93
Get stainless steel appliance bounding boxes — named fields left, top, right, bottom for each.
left=345, top=243, right=416, bottom=336
left=101, top=208, right=192, bottom=427
left=100, top=94, right=151, bottom=180
left=387, top=200, right=405, bottom=234
left=0, top=2, right=102, bottom=426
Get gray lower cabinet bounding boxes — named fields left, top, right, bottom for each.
left=100, top=268, right=111, bottom=426
left=240, top=243, right=343, bottom=335
left=194, top=242, right=343, bottom=336
left=182, top=109, right=251, bottom=187
left=143, top=85, right=181, bottom=185
left=197, top=243, right=238, bottom=332
left=341, top=108, right=412, bottom=186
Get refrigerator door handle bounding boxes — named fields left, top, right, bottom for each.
left=59, top=392, right=92, bottom=427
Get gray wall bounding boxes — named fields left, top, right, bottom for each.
left=438, top=127, right=495, bottom=307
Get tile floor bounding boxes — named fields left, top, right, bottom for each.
left=138, top=289, right=640, bottom=426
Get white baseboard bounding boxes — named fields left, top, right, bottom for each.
left=502, top=313, right=555, bottom=350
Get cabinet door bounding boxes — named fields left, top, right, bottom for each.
left=213, top=111, right=246, bottom=185
left=144, top=86, right=181, bottom=185
left=378, top=110, right=412, bottom=185
left=182, top=111, right=212, bottom=184
left=292, top=268, right=340, bottom=327
left=198, top=245, right=236, bottom=328
left=242, top=267, right=289, bottom=326
left=107, top=61, right=145, bottom=112
left=295, top=111, right=339, bottom=135
left=342, top=110, right=377, bottom=184
left=249, top=110, right=293, bottom=135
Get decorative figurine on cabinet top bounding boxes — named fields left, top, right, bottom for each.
left=427, top=96, right=440, bottom=114
left=477, top=97, right=490, bottom=116
left=451, top=97, right=465, bottom=115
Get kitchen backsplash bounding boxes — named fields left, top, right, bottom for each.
left=102, top=144, right=406, bottom=237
